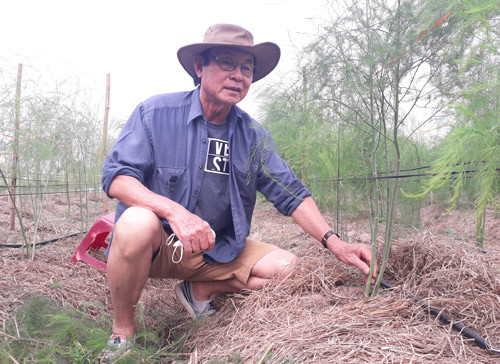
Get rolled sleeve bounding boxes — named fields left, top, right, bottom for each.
left=102, top=105, right=154, bottom=196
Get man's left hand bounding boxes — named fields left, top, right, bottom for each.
left=326, top=237, right=378, bottom=284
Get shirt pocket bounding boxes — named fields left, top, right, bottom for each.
left=156, top=166, right=190, bottom=204
left=232, top=162, right=257, bottom=208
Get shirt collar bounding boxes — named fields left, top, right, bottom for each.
left=187, top=87, right=243, bottom=126
left=187, top=87, right=204, bottom=125
left=227, top=104, right=242, bottom=124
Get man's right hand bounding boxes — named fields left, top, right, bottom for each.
left=167, top=206, right=215, bottom=254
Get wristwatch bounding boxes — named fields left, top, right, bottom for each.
left=321, top=230, right=340, bottom=248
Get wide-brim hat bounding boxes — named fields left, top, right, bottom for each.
left=177, top=24, right=281, bottom=83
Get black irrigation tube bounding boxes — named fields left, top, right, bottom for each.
left=379, top=279, right=500, bottom=355
left=0, top=231, right=86, bottom=248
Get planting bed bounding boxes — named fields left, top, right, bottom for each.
left=0, top=194, right=499, bottom=363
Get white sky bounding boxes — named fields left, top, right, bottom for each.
left=1, top=0, right=328, bottom=121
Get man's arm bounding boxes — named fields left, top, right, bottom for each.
left=291, top=196, right=377, bottom=282
left=108, top=175, right=215, bottom=254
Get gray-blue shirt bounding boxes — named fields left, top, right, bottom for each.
left=102, top=87, right=310, bottom=264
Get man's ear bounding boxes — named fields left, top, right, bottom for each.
left=193, top=55, right=203, bottom=79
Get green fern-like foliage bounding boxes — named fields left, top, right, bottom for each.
left=403, top=0, right=500, bottom=248
left=404, top=79, right=499, bottom=247
left=0, top=295, right=109, bottom=363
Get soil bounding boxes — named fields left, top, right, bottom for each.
left=0, top=194, right=499, bottom=363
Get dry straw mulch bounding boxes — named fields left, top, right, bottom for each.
left=1, top=197, right=499, bottom=363
left=183, top=206, right=500, bottom=363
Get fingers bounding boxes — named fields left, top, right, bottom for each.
left=358, top=245, right=378, bottom=285
left=171, top=218, right=215, bottom=255
left=197, top=226, right=216, bottom=252
left=343, top=244, right=378, bottom=285
left=349, top=253, right=371, bottom=276
left=359, top=245, right=378, bottom=278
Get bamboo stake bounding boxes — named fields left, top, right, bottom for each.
left=9, top=63, right=22, bottom=230
left=0, top=166, right=29, bottom=256
left=336, top=121, right=341, bottom=235
left=101, top=73, right=110, bottom=212
left=65, top=164, right=70, bottom=217
left=301, top=67, right=307, bottom=184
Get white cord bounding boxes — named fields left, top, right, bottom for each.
left=166, top=229, right=216, bottom=264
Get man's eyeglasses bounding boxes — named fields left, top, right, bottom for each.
left=209, top=56, right=257, bottom=78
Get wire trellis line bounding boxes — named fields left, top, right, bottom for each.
left=0, top=188, right=101, bottom=198
left=307, top=167, right=500, bottom=183
left=0, top=183, right=101, bottom=190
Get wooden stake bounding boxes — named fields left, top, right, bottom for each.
left=9, top=64, right=22, bottom=230
left=101, top=73, right=110, bottom=212
left=301, top=67, right=307, bottom=184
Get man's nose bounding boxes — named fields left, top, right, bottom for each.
left=229, top=66, right=244, bottom=81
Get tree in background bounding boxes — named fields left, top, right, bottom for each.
left=259, top=0, right=498, bottom=294
left=405, top=0, right=499, bottom=248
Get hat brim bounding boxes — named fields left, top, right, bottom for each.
left=177, top=42, right=280, bottom=83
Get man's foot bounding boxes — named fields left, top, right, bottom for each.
left=175, top=281, right=216, bottom=320
left=100, top=335, right=134, bottom=362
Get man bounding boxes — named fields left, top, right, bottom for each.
left=101, top=24, right=377, bottom=357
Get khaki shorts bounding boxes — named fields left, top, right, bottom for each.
left=148, top=230, right=278, bottom=285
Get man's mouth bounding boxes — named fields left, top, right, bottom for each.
left=225, top=86, right=241, bottom=92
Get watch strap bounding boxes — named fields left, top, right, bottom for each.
left=321, top=230, right=340, bottom=248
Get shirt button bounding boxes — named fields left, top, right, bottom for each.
left=199, top=165, right=203, bottom=169
left=170, top=188, right=174, bottom=192
left=202, top=139, right=206, bottom=143
left=194, top=190, right=199, bottom=195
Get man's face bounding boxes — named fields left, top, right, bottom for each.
left=196, top=47, right=254, bottom=108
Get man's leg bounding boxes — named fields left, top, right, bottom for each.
left=106, top=207, right=163, bottom=339
left=191, top=248, right=297, bottom=301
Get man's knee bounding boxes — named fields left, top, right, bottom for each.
left=112, top=207, right=162, bottom=260
left=275, top=250, right=298, bottom=279
left=253, top=249, right=297, bottom=281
